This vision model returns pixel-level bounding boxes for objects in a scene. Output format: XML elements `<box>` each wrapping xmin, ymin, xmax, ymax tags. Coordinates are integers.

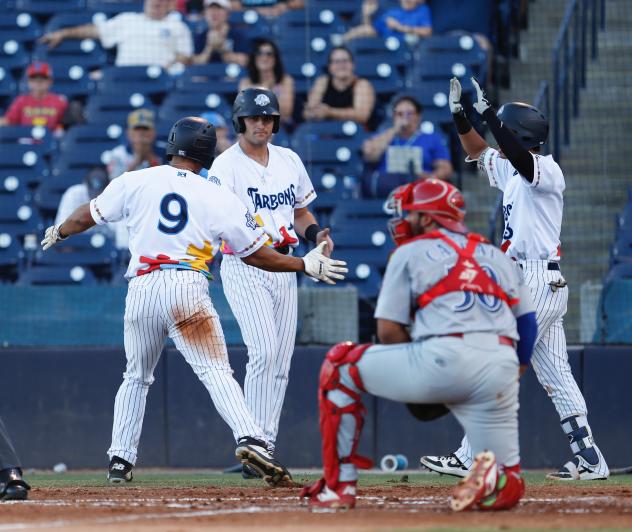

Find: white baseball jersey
<box><xmin>210</xmin><ymin>142</ymin><xmax>316</xmax><ymax>251</ymax></box>
<box><xmin>89</xmin><ymin>165</ymin><xmax>267</xmax><ymax>279</ymax></box>
<box><xmin>479</xmin><ymin>147</ymin><xmax>564</xmax><ymax>261</ymax></box>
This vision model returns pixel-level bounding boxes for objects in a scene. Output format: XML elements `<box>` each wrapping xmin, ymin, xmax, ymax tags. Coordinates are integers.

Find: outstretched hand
<box><xmin>471</xmin><ymin>76</ymin><xmax>492</xmax><ymax>115</ymax></box>
<box><xmin>302</xmin><ymin>242</ymin><xmax>348</xmax><ymax>285</ymax></box>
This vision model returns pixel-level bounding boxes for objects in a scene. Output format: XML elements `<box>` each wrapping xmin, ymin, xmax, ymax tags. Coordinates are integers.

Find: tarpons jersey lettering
<box><xmin>247</xmin><ymin>184</ymin><xmax>296</xmax><ymax>212</ymax></box>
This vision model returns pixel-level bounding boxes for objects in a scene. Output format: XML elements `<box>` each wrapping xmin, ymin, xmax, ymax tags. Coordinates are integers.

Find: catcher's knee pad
<box><xmin>479</xmin><ymin>465</ymin><xmax>525</xmax><ymax>511</ymax></box>
<box><xmin>319</xmin><ymin>342</ymin><xmax>373</xmax><ymax>488</ymax></box>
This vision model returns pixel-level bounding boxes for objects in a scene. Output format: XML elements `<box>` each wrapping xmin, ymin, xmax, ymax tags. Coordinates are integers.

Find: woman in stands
<box><xmin>238</xmin><ymin>38</ymin><xmax>294</xmax><ymax>127</ymax></box>
<box><xmin>303</xmin><ymin>46</ymin><xmax>376</xmax><ymax>128</ymax></box>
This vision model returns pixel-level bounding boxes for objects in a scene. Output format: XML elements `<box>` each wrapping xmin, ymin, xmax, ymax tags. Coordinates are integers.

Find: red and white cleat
<box><xmin>478</xmin><ymin>468</ymin><xmax>525</xmax><ymax>511</ymax></box>
<box><xmin>450</xmin><ymin>451</ymin><xmax>498</xmax><ymax>512</ymax></box>
<box><xmin>301</xmin><ymin>478</ymin><xmax>357</xmax><ymax>510</ymax></box>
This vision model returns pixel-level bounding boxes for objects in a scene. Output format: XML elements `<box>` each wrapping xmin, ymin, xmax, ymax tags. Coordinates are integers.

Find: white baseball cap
<box><xmin>204</xmin><ymin>0</ymin><xmax>230</xmax><ymax>8</ymax></box>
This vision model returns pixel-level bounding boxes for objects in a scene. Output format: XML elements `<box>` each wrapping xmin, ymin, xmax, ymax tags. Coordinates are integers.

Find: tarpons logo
<box><xmin>254</xmin><ymin>94</ymin><xmax>270</xmax><ymax>106</ymax></box>
<box><xmin>247</xmin><ymin>184</ymin><xmax>295</xmax><ymax>212</ymax></box>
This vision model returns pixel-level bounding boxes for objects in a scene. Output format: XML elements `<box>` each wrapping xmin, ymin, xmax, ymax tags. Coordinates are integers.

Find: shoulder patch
<box><xmin>207</xmin><ymin>174</ymin><xmax>221</xmax><ymax>186</ymax></box>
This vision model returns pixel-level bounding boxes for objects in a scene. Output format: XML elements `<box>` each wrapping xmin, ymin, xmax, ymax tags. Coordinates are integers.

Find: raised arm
<box><xmin>39</xmin><ymin>24</ymin><xmax>99</xmax><ymax>48</ymax></box>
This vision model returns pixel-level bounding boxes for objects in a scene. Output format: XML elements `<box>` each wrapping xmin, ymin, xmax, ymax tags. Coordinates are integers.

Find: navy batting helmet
<box><xmin>165</xmin><ymin>116</ymin><xmax>216</xmax><ymax>169</ymax></box>
<box><xmin>232</xmin><ymin>87</ymin><xmax>280</xmax><ymax>134</ymax></box>
<box><xmin>497</xmin><ymin>102</ymin><xmax>549</xmax><ymax>150</ymax></box>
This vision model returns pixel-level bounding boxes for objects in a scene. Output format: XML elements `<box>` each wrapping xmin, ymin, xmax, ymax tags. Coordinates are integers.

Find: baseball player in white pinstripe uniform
<box><xmin>419</xmin><ymin>78</ymin><xmax>609</xmax><ymax>481</ymax></box>
<box><xmin>41</xmin><ymin>116</ymin><xmax>347</xmax><ymax>486</ymax></box>
<box><xmin>210</xmin><ymin>88</ymin><xmax>334</xmax><ymax>479</ymax></box>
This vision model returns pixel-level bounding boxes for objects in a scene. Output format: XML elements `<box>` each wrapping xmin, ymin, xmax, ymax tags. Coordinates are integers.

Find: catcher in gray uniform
<box><xmin>301</xmin><ymin>179</ymin><xmax>538</xmax><ymax>512</ymax></box>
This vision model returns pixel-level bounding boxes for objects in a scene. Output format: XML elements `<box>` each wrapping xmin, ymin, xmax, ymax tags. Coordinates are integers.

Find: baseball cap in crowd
<box><xmin>204</xmin><ymin>0</ymin><xmax>231</xmax><ymax>8</ymax></box>
<box><xmin>84</xmin><ymin>166</ymin><xmax>110</xmax><ymax>199</ymax></box>
<box><xmin>127</xmin><ymin>109</ymin><xmax>155</xmax><ymax>129</ymax></box>
<box><xmin>27</xmin><ymin>61</ymin><xmax>53</xmax><ymax>78</ymax></box>
<box><xmin>201</xmin><ymin>111</ymin><xmax>227</xmax><ymax>129</ymax></box>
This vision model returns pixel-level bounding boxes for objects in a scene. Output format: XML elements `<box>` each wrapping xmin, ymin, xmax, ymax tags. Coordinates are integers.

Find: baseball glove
<box><xmin>406</xmin><ymin>402</ymin><xmax>450</xmax><ymax>421</ymax></box>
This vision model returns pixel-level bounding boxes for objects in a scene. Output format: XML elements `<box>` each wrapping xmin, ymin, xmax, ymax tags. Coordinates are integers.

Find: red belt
<box><xmin>446</xmin><ymin>333</ymin><xmax>515</xmax><ymax>347</ymax></box>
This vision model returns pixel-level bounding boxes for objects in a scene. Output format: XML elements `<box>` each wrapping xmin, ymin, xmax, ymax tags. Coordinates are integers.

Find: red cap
<box><xmin>27</xmin><ymin>61</ymin><xmax>52</xmax><ymax>78</ymax></box>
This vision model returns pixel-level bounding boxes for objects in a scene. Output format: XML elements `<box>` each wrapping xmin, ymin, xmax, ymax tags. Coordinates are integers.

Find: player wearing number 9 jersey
<box><xmin>40</xmin><ymin>117</ymin><xmax>347</xmax><ymax>485</ymax></box>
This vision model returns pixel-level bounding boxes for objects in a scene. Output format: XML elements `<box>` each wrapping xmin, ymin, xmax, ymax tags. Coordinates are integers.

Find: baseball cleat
<box><xmin>478</xmin><ymin>469</ymin><xmax>525</xmax><ymax>511</ymax></box>
<box><xmin>420</xmin><ymin>453</ymin><xmax>469</xmax><ymax>478</ymax></box>
<box><xmin>547</xmin><ymin>454</ymin><xmax>610</xmax><ymax>481</ymax></box>
<box><xmin>241</xmin><ymin>463</ymin><xmax>263</xmax><ymax>480</ymax></box>
<box><xmin>301</xmin><ymin>478</ymin><xmax>357</xmax><ymax>510</ymax></box>
<box><xmin>0</xmin><ymin>468</ymin><xmax>30</xmax><ymax>501</ymax></box>
<box><xmin>107</xmin><ymin>456</ymin><xmax>133</xmax><ymax>484</ymax></box>
<box><xmin>450</xmin><ymin>451</ymin><xmax>498</xmax><ymax>512</ymax></box>
<box><xmin>235</xmin><ymin>437</ymin><xmax>292</xmax><ymax>487</ymax></box>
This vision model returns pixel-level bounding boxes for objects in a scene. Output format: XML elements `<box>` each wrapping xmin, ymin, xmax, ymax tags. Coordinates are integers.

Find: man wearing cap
<box><xmin>192</xmin><ymin>0</ymin><xmax>250</xmax><ymax>66</ymax></box>
<box><xmin>107</xmin><ymin>109</ymin><xmax>162</xmax><ymax>180</ymax></box>
<box><xmin>201</xmin><ymin>111</ymin><xmax>233</xmax><ymax>154</ymax></box>
<box><xmin>0</xmin><ymin>62</ymin><xmax>67</xmax><ymax>131</ymax></box>
<box><xmin>39</xmin><ymin>0</ymin><xmax>193</xmax><ymax>69</ymax></box>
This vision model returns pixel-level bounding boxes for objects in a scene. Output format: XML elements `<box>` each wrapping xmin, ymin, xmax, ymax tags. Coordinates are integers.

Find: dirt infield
<box><xmin>2</xmin><ymin>481</ymin><xmax>632</xmax><ymax>531</ymax></box>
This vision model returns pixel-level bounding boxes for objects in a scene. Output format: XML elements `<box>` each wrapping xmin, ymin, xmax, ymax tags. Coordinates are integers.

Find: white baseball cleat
<box><xmin>547</xmin><ymin>452</ymin><xmax>610</xmax><ymax>481</ymax></box>
<box><xmin>420</xmin><ymin>453</ymin><xmax>469</xmax><ymax>478</ymax></box>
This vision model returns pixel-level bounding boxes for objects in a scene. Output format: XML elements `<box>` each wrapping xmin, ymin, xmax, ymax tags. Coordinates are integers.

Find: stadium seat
<box><xmin>228</xmin><ymin>9</ymin><xmax>271</xmax><ymax>38</ymax></box>
<box><xmin>33</xmin><ymin>173</ymin><xmax>84</xmax><ymax>219</ymax></box>
<box><xmin>596</xmin><ymin>278</ymin><xmax>632</xmax><ymax>343</ymax></box>
<box><xmin>44</xmin><ymin>12</ymin><xmax>104</xmax><ymax>32</ymax></box>
<box><xmin>84</xmin><ymin>92</ymin><xmax>157</xmax><ymax>125</ymax></box>
<box><xmin>17</xmin><ymin>264</ymin><xmax>98</xmax><ymax>285</ymax></box>
<box><xmin>33</xmin><ymin>40</ymin><xmax>108</xmax><ymax>71</ymax></box>
<box><xmin>159</xmin><ymin>92</ymin><xmax>231</xmax><ymax>125</ymax></box>
<box><xmin>293</xmin><ymin>120</ymin><xmax>369</xmax><ymax>145</ymax></box>
<box><xmin>417</xmin><ymin>55</ymin><xmax>474</xmax><ymax>82</ymax></box>
<box><xmin>330</xmin><ymin>198</ymin><xmax>390</xmax><ymax>226</ymax></box>
<box><xmin>275</xmin><ymin>8</ymin><xmax>347</xmax><ymax>38</ymax></box>
<box><xmin>97</xmin><ymin>65</ymin><xmax>173</xmax><ymax>97</ymax></box>
<box><xmin>428</xmin><ymin>0</ymin><xmax>493</xmax><ymax>38</ymax></box>
<box><xmin>346</xmin><ymin>37</ymin><xmax>411</xmax><ymax>73</ymax></box>
<box><xmin>275</xmin><ymin>32</ymin><xmax>331</xmax><ymax>64</ymax></box>
<box><xmin>283</xmin><ymin>55</ymin><xmax>326</xmax><ymax>97</ymax></box>
<box><xmin>0</xmin><ymin>66</ymin><xmax>17</xmax><ymax>104</ymax></box>
<box><xmin>86</xmin><ymin>0</ymin><xmax>142</xmax><ymax>14</ymax></box>
<box><xmin>14</xmin><ymin>0</ymin><xmax>86</xmax><ymax>15</ymax></box>
<box><xmin>0</xmin><ymin>234</ymin><xmax>24</xmax><ymax>282</ymax></box>
<box><xmin>34</xmin><ymin>232</ymin><xmax>117</xmax><ymax>266</ymax></box>
<box><xmin>175</xmin><ymin>63</ymin><xmax>243</xmax><ymax>98</ymax></box>
<box><xmin>293</xmin><ymin>138</ymin><xmax>363</xmax><ymax>177</ymax></box>
<box><xmin>31</xmin><ymin>57</ymin><xmax>96</xmax><ymax>98</ymax></box>
<box><xmin>0</xmin><ymin>146</ymin><xmax>50</xmax><ymax>187</ymax></box>
<box><xmin>312</xmin><ymin>253</ymin><xmax>383</xmax><ymax>299</ymax></box>
<box><xmin>0</xmin><ymin>12</ymin><xmax>43</xmax><ymax>43</ymax></box>
<box><xmin>310</xmin><ymin>0</ymin><xmax>359</xmax><ymax>19</ymax></box>
<box><xmin>0</xmin><ymin>39</ymin><xmax>30</xmax><ymax>73</ymax></box>
<box><xmin>271</xmin><ymin>127</ymin><xmax>291</xmax><ymax>148</ymax></box>
<box><xmin>0</xmin><ymin>125</ymin><xmax>55</xmax><ymax>158</ymax></box>
<box><xmin>353</xmin><ymin>56</ymin><xmax>405</xmax><ymax>97</ymax></box>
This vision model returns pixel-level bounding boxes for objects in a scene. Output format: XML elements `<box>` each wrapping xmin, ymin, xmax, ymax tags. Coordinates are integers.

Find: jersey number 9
<box><xmin>158</xmin><ymin>193</ymin><xmax>188</xmax><ymax>235</ymax></box>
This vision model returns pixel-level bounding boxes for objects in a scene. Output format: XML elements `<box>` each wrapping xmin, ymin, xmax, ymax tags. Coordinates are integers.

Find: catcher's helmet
<box><xmin>386</xmin><ymin>179</ymin><xmax>467</xmax><ymax>245</ymax></box>
<box><xmin>497</xmin><ymin>102</ymin><xmax>549</xmax><ymax>150</ymax></box>
<box><xmin>232</xmin><ymin>87</ymin><xmax>280</xmax><ymax>134</ymax></box>
<box><xmin>165</xmin><ymin>116</ymin><xmax>216</xmax><ymax>169</ymax></box>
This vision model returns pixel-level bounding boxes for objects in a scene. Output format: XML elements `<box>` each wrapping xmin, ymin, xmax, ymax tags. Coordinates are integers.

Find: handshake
<box><xmin>301</xmin><ymin>242</ymin><xmax>348</xmax><ymax>285</ymax></box>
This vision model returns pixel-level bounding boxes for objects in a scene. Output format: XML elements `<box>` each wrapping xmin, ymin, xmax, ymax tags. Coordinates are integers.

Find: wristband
<box><xmin>305</xmin><ymin>224</ymin><xmax>320</xmax><ymax>244</ymax></box>
<box><xmin>452</xmin><ymin>110</ymin><xmax>472</xmax><ymax>135</ymax></box>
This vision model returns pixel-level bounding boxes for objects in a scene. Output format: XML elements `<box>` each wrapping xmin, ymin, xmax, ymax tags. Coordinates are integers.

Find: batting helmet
<box><xmin>232</xmin><ymin>87</ymin><xmax>280</xmax><ymax>134</ymax></box>
<box><xmin>497</xmin><ymin>102</ymin><xmax>549</xmax><ymax>150</ymax></box>
<box><xmin>165</xmin><ymin>116</ymin><xmax>216</xmax><ymax>169</ymax></box>
<box><xmin>386</xmin><ymin>179</ymin><xmax>467</xmax><ymax>245</ymax></box>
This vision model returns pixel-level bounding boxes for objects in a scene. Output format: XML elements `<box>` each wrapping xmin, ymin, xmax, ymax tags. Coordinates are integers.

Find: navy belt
<box><xmin>548</xmin><ymin>262</ymin><xmax>560</xmax><ymax>271</ymax></box>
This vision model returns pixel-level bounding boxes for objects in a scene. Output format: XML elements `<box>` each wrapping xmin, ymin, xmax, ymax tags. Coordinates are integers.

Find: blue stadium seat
<box><xmin>0</xmin><ymin>12</ymin><xmax>43</xmax><ymax>43</ymax></box>
<box><xmin>293</xmin><ymin>120</ymin><xmax>369</xmax><ymax>145</ymax></box>
<box><xmin>32</xmin><ymin>57</ymin><xmax>96</xmax><ymax>98</ymax></box>
<box><xmin>44</xmin><ymin>12</ymin><xmax>103</xmax><ymax>32</ymax></box>
<box><xmin>275</xmin><ymin>33</ymin><xmax>331</xmax><ymax>64</ymax></box>
<box><xmin>428</xmin><ymin>0</ymin><xmax>493</xmax><ymax>38</ymax></box>
<box><xmin>605</xmin><ymin>263</ymin><xmax>632</xmax><ymax>285</ymax></box>
<box><xmin>353</xmin><ymin>56</ymin><xmax>405</xmax><ymax>97</ymax></box>
<box><xmin>0</xmin><ymin>125</ymin><xmax>55</xmax><ymax>158</ymax></box>
<box><xmin>84</xmin><ymin>92</ymin><xmax>156</xmax><ymax>124</ymax></box>
<box><xmin>346</xmin><ymin>37</ymin><xmax>411</xmax><ymax>73</ymax></box>
<box><xmin>310</xmin><ymin>0</ymin><xmax>359</xmax><ymax>19</ymax></box>
<box><xmin>33</xmin><ymin>40</ymin><xmax>108</xmax><ymax>71</ymax></box>
<box><xmin>0</xmin><ymin>170</ymin><xmax>28</xmax><ymax>197</ymax></box>
<box><xmin>282</xmin><ymin>54</ymin><xmax>326</xmax><ymax>97</ymax></box>
<box><xmin>86</xmin><ymin>0</ymin><xmax>142</xmax><ymax>14</ymax></box>
<box><xmin>175</xmin><ymin>63</ymin><xmax>243</xmax><ymax>98</ymax></box>
<box><xmin>0</xmin><ymin>66</ymin><xmax>17</xmax><ymax>104</ymax></box>
<box><xmin>14</xmin><ymin>0</ymin><xmax>86</xmax><ymax>15</ymax></box>
<box><xmin>417</xmin><ymin>55</ymin><xmax>474</xmax><ymax>82</ymax></box>
<box><xmin>17</xmin><ymin>264</ymin><xmax>98</xmax><ymax>285</ymax></box>
<box><xmin>271</xmin><ymin>127</ymin><xmax>291</xmax><ymax>149</ymax></box>
<box><xmin>34</xmin><ymin>232</ymin><xmax>118</xmax><ymax>267</ymax></box>
<box><xmin>275</xmin><ymin>7</ymin><xmax>347</xmax><ymax>38</ymax></box>
<box><xmin>293</xmin><ymin>139</ymin><xmax>363</xmax><ymax>176</ymax></box>
<box><xmin>419</xmin><ymin>49</ymin><xmax>487</xmax><ymax>82</ymax></box>
<box><xmin>0</xmin><ymin>194</ymin><xmax>37</xmax><ymax>223</ymax></box>
<box><xmin>33</xmin><ymin>173</ymin><xmax>84</xmax><ymax>219</ymax></box>
<box><xmin>330</xmin><ymin>198</ymin><xmax>390</xmax><ymax>226</ymax></box>
<box><xmin>418</xmin><ymin>33</ymin><xmax>486</xmax><ymax>55</ymax></box>
<box><xmin>0</xmin><ymin>146</ymin><xmax>50</xmax><ymax>187</ymax></box>
<box><xmin>0</xmin><ymin>39</ymin><xmax>30</xmax><ymax>73</ymax></box>
<box><xmin>97</xmin><ymin>65</ymin><xmax>173</xmax><ymax>97</ymax></box>
<box><xmin>62</xmin><ymin>122</ymin><xmax>125</xmax><ymax>147</ymax></box>
<box><xmin>159</xmin><ymin>92</ymin><xmax>231</xmax><ymax>124</ymax></box>
<box><xmin>596</xmin><ymin>278</ymin><xmax>632</xmax><ymax>343</ymax></box>
<box><xmin>54</xmin><ymin>141</ymin><xmax>118</xmax><ymax>172</ymax></box>
<box><xmin>0</xmin><ymin>234</ymin><xmax>24</xmax><ymax>279</ymax></box>
<box><xmin>228</xmin><ymin>9</ymin><xmax>272</xmax><ymax>38</ymax></box>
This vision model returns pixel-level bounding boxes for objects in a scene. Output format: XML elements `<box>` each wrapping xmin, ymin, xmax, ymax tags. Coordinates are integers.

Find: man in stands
<box><xmin>0</xmin><ymin>62</ymin><xmax>67</xmax><ymax>131</ymax></box>
<box><xmin>39</xmin><ymin>0</ymin><xmax>193</xmax><ymax>69</ymax></box>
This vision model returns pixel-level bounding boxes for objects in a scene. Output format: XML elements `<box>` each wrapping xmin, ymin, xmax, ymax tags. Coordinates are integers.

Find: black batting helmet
<box><xmin>165</xmin><ymin>116</ymin><xmax>216</xmax><ymax>169</ymax></box>
<box><xmin>232</xmin><ymin>87</ymin><xmax>280</xmax><ymax>134</ymax></box>
<box><xmin>497</xmin><ymin>102</ymin><xmax>549</xmax><ymax>150</ymax></box>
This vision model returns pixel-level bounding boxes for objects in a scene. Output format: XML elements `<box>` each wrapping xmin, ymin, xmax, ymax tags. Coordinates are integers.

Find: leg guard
<box><xmin>478</xmin><ymin>464</ymin><xmax>525</xmax><ymax>511</ymax></box>
<box><xmin>318</xmin><ymin>342</ymin><xmax>373</xmax><ymax>488</ymax></box>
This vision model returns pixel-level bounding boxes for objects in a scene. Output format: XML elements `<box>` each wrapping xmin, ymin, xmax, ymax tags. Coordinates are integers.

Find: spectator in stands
<box><xmin>0</xmin><ymin>62</ymin><xmax>67</xmax><ymax>131</ymax></box>
<box><xmin>238</xmin><ymin>38</ymin><xmax>294</xmax><ymax>126</ymax></box>
<box><xmin>107</xmin><ymin>109</ymin><xmax>162</xmax><ymax>179</ymax></box>
<box><xmin>343</xmin><ymin>0</ymin><xmax>432</xmax><ymax>44</ymax></box>
<box><xmin>192</xmin><ymin>0</ymin><xmax>249</xmax><ymax>66</ymax></box>
<box><xmin>200</xmin><ymin>111</ymin><xmax>233</xmax><ymax>154</ymax></box>
<box><xmin>303</xmin><ymin>46</ymin><xmax>376</xmax><ymax>128</ymax></box>
<box><xmin>361</xmin><ymin>94</ymin><xmax>452</xmax><ymax>197</ymax></box>
<box><xmin>39</xmin><ymin>0</ymin><xmax>193</xmax><ymax>69</ymax></box>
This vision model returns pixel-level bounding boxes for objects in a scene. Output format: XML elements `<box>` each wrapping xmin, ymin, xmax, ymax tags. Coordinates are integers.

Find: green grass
<box><xmin>24</xmin><ymin>470</ymin><xmax>632</xmax><ymax>489</ymax></box>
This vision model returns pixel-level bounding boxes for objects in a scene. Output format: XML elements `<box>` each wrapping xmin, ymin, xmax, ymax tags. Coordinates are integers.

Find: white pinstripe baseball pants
<box><xmin>108</xmin><ymin>270</ymin><xmax>265</xmax><ymax>465</ymax></box>
<box><xmin>221</xmin><ymin>254</ymin><xmax>298</xmax><ymax>451</ymax></box>
<box><xmin>455</xmin><ymin>260</ymin><xmax>594</xmax><ymax>467</ymax></box>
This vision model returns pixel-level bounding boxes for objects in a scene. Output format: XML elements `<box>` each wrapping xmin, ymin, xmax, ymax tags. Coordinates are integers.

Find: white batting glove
<box><xmin>302</xmin><ymin>242</ymin><xmax>348</xmax><ymax>285</ymax></box>
<box><xmin>471</xmin><ymin>76</ymin><xmax>492</xmax><ymax>115</ymax></box>
<box><xmin>449</xmin><ymin>77</ymin><xmax>463</xmax><ymax>115</ymax></box>
<box><xmin>41</xmin><ymin>224</ymin><xmax>67</xmax><ymax>250</ymax></box>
